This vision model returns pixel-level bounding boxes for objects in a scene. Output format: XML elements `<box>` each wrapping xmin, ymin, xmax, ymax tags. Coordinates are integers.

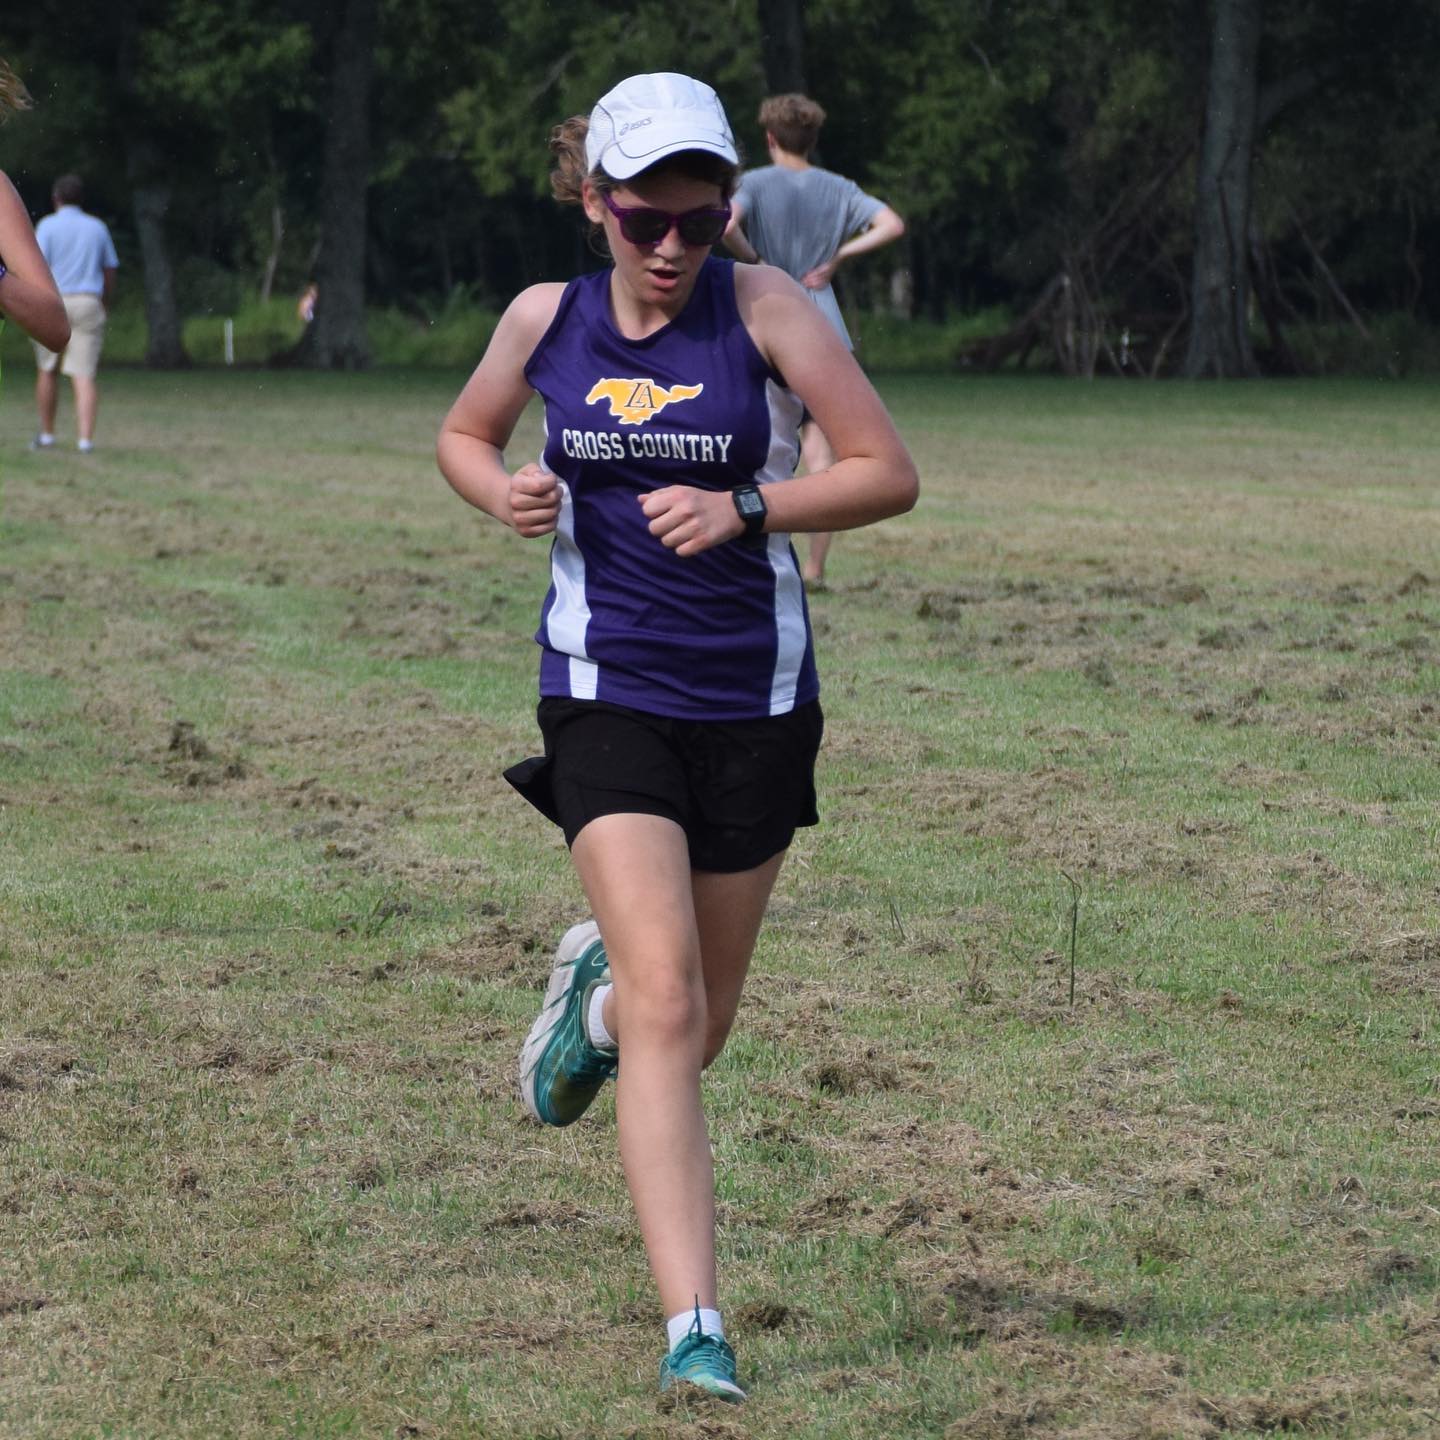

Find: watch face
<box><xmin>737</xmin><ymin>490</ymin><xmax>764</xmax><ymax>517</ymax></box>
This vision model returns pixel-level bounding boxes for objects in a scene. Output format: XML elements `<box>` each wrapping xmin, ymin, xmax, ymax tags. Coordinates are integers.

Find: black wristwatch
<box><xmin>731</xmin><ymin>484</ymin><xmax>767</xmax><ymax>546</ymax></box>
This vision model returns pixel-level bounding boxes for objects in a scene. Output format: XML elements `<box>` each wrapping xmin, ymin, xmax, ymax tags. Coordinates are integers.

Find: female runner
<box><xmin>437</xmin><ymin>72</ymin><xmax>917</xmax><ymax>1402</ymax></box>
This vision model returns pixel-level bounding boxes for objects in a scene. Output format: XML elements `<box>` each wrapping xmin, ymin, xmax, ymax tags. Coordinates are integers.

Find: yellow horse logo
<box><xmin>586</xmin><ymin>377</ymin><xmax>704</xmax><ymax>425</ymax></box>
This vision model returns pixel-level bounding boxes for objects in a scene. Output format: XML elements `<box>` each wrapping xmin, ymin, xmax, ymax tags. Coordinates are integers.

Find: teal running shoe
<box><xmin>659</xmin><ymin>1307</ymin><xmax>746</xmax><ymax>1403</ymax></box>
<box><xmin>518</xmin><ymin>920</ymin><xmax>617</xmax><ymax>1126</ymax></box>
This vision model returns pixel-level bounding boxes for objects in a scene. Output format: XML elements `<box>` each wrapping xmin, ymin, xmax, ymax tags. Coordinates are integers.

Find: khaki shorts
<box><xmin>34</xmin><ymin>293</ymin><xmax>107</xmax><ymax>378</ymax></box>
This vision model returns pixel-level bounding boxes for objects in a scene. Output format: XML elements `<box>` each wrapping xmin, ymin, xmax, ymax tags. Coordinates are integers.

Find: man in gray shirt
<box><xmin>725</xmin><ymin>93</ymin><xmax>905</xmax><ymax>584</ymax></box>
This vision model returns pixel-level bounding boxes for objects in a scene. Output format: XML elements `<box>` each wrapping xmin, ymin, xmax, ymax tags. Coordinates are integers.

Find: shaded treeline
<box><xmin>2</xmin><ymin>0</ymin><xmax>1437</xmax><ymax>375</ymax></box>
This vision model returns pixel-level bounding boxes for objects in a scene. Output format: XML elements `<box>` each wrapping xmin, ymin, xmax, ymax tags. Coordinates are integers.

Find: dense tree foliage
<box><xmin>1</xmin><ymin>0</ymin><xmax>1435</xmax><ymax>373</ymax></box>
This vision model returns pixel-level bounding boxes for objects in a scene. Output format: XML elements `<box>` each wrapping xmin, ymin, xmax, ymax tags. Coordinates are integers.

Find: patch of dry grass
<box><xmin>2</xmin><ymin>372</ymin><xmax>1439</xmax><ymax>1437</ymax></box>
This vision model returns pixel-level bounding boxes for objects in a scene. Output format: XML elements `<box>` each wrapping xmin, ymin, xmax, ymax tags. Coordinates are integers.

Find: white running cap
<box><xmin>585</xmin><ymin>72</ymin><xmax>737</xmax><ymax>181</ymax></box>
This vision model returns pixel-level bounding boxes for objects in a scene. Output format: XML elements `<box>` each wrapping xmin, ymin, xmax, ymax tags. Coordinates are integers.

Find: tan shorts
<box><xmin>34</xmin><ymin>293</ymin><xmax>107</xmax><ymax>378</ymax></box>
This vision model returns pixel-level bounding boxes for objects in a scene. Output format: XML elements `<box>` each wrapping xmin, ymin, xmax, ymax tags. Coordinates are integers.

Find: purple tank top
<box><xmin>523</xmin><ymin>256</ymin><xmax>817</xmax><ymax>719</ymax></box>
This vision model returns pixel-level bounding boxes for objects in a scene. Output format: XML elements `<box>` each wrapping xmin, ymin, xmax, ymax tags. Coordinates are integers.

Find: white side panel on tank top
<box><xmin>545</xmin><ymin>477</ymin><xmax>599</xmax><ymax>699</ymax></box>
<box><xmin>758</xmin><ymin>378</ymin><xmax>807</xmax><ymax>715</ymax></box>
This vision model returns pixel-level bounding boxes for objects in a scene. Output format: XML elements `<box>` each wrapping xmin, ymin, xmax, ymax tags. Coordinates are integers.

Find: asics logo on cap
<box><xmin>586</xmin><ymin>72</ymin><xmax>737</xmax><ymax>178</ymax></box>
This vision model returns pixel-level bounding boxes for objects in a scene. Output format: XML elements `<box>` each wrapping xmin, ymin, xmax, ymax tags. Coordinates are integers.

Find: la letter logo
<box><xmin>586</xmin><ymin>378</ymin><xmax>704</xmax><ymax>426</ymax></box>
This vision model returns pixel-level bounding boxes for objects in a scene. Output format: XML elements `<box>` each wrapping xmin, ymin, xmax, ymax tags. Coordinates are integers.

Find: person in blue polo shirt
<box><xmin>31</xmin><ymin>174</ymin><xmax>118</xmax><ymax>454</ymax></box>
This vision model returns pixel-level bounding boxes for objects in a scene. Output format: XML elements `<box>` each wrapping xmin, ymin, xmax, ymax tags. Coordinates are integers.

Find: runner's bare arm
<box><xmin>736</xmin><ymin>263</ymin><xmax>917</xmax><ymax>534</ymax></box>
<box><xmin>0</xmin><ymin>172</ymin><xmax>69</xmax><ymax>351</ymax></box>
<box><xmin>437</xmin><ymin>283</ymin><xmax>565</xmax><ymax>537</ymax></box>
<box><xmin>641</xmin><ymin>266</ymin><xmax>917</xmax><ymax>557</ymax></box>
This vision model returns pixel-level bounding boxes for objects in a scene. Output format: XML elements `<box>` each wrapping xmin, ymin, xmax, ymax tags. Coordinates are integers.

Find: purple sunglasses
<box><xmin>599</xmin><ymin>189</ymin><xmax>732</xmax><ymax>248</ymax></box>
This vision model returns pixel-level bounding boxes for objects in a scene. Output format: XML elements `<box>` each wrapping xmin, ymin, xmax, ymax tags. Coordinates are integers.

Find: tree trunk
<box><xmin>295</xmin><ymin>0</ymin><xmax>376</xmax><ymax>370</ymax></box>
<box><xmin>116</xmin><ymin>2</ymin><xmax>189</xmax><ymax>368</ymax></box>
<box><xmin>129</xmin><ymin>171</ymin><xmax>190</xmax><ymax>368</ymax></box>
<box><xmin>757</xmin><ymin>0</ymin><xmax>807</xmax><ymax>94</ymax></box>
<box><xmin>1183</xmin><ymin>0</ymin><xmax>1262</xmax><ymax>378</ymax></box>
<box><xmin>260</xmin><ymin>200</ymin><xmax>284</xmax><ymax>305</ymax></box>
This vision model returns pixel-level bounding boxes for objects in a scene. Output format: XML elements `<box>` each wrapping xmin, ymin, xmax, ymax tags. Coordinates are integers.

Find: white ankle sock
<box><xmin>586</xmin><ymin>983</ymin><xmax>616</xmax><ymax>1051</ymax></box>
<box><xmin>77</xmin><ymin>438</ymin><xmax>94</xmax><ymax>452</ymax></box>
<box><xmin>667</xmin><ymin>1307</ymin><xmax>724</xmax><ymax>1351</ymax></box>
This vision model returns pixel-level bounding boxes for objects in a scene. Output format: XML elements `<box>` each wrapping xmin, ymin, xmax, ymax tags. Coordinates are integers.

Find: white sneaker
<box><xmin>29</xmin><ymin>434</ymin><xmax>55</xmax><ymax>451</ymax></box>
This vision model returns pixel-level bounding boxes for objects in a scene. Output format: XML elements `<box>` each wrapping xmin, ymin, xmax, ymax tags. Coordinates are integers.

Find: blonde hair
<box><xmin>758</xmin><ymin>93</ymin><xmax>826</xmax><ymax>156</ymax></box>
<box><xmin>0</xmin><ymin>57</ymin><xmax>33</xmax><ymax>121</ymax></box>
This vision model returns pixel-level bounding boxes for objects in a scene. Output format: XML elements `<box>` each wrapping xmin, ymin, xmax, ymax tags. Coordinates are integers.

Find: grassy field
<box><xmin>2</xmin><ymin>369</ymin><xmax>1438</xmax><ymax>1439</ymax></box>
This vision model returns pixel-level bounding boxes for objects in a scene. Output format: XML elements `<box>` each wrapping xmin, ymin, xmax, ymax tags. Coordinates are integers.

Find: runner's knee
<box><xmin>622</xmin><ymin>968</ymin><xmax>707</xmax><ymax>1051</ymax></box>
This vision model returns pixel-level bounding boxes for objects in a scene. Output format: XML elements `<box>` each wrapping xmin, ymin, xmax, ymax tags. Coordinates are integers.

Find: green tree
<box><xmin>3</xmin><ymin>0</ymin><xmax>316</xmax><ymax>365</ymax></box>
<box><xmin>3</xmin><ymin>0</ymin><xmax>193</xmax><ymax>366</ymax></box>
<box><xmin>137</xmin><ymin>0</ymin><xmax>314</xmax><ymax>307</ymax></box>
<box><xmin>8</xmin><ymin>0</ymin><xmax>1440</xmax><ymax>371</ymax></box>
<box><xmin>1252</xmin><ymin>0</ymin><xmax>1440</xmax><ymax>344</ymax></box>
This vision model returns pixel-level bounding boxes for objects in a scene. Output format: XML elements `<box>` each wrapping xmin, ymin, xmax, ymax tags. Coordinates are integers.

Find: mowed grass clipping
<box><xmin>2</xmin><ymin>370</ymin><xmax>1439</xmax><ymax>1440</ymax></box>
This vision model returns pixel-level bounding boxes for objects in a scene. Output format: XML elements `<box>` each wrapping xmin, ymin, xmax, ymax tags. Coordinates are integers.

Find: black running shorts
<box><xmin>504</xmin><ymin>697</ymin><xmax>823</xmax><ymax>873</ymax></box>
